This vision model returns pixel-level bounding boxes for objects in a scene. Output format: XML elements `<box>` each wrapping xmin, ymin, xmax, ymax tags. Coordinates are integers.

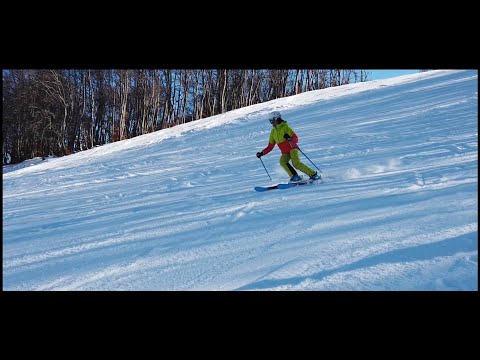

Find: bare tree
<box><xmin>118</xmin><ymin>70</ymin><xmax>129</xmax><ymax>140</ymax></box>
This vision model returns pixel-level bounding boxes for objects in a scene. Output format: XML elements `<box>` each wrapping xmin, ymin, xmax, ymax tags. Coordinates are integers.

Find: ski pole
<box><xmin>297</xmin><ymin>147</ymin><xmax>322</xmax><ymax>174</ymax></box>
<box><xmin>259</xmin><ymin>157</ymin><xmax>272</xmax><ymax>180</ymax></box>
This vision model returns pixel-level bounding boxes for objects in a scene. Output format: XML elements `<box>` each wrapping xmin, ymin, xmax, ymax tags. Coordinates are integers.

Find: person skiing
<box><xmin>256</xmin><ymin>111</ymin><xmax>320</xmax><ymax>182</ymax></box>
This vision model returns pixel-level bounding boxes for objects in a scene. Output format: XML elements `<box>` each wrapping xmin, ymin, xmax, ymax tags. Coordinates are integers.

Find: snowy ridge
<box><xmin>3</xmin><ymin>70</ymin><xmax>477</xmax><ymax>290</ymax></box>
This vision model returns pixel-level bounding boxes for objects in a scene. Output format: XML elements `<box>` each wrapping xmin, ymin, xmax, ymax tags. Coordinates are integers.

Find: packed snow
<box><xmin>3</xmin><ymin>70</ymin><xmax>478</xmax><ymax>290</ymax></box>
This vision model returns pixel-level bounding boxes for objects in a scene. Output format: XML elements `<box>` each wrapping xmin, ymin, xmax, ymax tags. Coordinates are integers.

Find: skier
<box><xmin>256</xmin><ymin>111</ymin><xmax>320</xmax><ymax>182</ymax></box>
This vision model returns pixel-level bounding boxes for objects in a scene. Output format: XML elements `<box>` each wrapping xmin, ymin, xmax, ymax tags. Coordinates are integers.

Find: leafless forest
<box><xmin>2</xmin><ymin>69</ymin><xmax>367</xmax><ymax>164</ymax></box>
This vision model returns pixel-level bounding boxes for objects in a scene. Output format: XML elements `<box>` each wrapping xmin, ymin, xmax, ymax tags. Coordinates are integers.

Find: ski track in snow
<box><xmin>3</xmin><ymin>70</ymin><xmax>478</xmax><ymax>290</ymax></box>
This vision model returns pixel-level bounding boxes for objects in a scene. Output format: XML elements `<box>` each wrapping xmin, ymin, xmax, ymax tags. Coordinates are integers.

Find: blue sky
<box><xmin>368</xmin><ymin>70</ymin><xmax>420</xmax><ymax>80</ymax></box>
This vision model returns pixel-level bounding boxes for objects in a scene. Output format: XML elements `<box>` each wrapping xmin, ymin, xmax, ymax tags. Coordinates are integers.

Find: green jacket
<box><xmin>262</xmin><ymin>121</ymin><xmax>299</xmax><ymax>155</ymax></box>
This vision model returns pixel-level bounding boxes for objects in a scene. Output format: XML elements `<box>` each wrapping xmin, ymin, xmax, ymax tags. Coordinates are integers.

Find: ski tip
<box><xmin>255</xmin><ymin>184</ymin><xmax>280</xmax><ymax>191</ymax></box>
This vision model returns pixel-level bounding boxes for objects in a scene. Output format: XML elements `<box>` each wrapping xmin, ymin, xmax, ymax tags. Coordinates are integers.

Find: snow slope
<box><xmin>3</xmin><ymin>70</ymin><xmax>478</xmax><ymax>290</ymax></box>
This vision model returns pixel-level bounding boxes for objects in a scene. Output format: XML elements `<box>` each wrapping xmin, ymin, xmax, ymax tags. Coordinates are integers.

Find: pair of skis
<box><xmin>254</xmin><ymin>178</ymin><xmax>316</xmax><ymax>192</ymax></box>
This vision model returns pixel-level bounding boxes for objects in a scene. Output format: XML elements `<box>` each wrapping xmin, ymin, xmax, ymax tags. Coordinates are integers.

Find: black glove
<box><xmin>256</xmin><ymin>151</ymin><xmax>264</xmax><ymax>158</ymax></box>
<box><xmin>283</xmin><ymin>133</ymin><xmax>292</xmax><ymax>140</ymax></box>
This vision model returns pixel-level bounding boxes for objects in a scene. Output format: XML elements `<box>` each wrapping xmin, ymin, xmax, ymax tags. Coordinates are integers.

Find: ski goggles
<box><xmin>269</xmin><ymin>116</ymin><xmax>280</xmax><ymax>124</ymax></box>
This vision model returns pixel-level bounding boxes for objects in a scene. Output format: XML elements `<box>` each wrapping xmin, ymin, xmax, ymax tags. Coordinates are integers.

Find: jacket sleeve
<box><xmin>291</xmin><ymin>132</ymin><xmax>298</xmax><ymax>144</ymax></box>
<box><xmin>262</xmin><ymin>131</ymin><xmax>276</xmax><ymax>155</ymax></box>
<box><xmin>262</xmin><ymin>142</ymin><xmax>275</xmax><ymax>155</ymax></box>
<box><xmin>285</xmin><ymin>125</ymin><xmax>299</xmax><ymax>144</ymax></box>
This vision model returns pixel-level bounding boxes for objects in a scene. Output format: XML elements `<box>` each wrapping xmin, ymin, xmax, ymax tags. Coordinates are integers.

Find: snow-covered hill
<box><xmin>3</xmin><ymin>70</ymin><xmax>477</xmax><ymax>290</ymax></box>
